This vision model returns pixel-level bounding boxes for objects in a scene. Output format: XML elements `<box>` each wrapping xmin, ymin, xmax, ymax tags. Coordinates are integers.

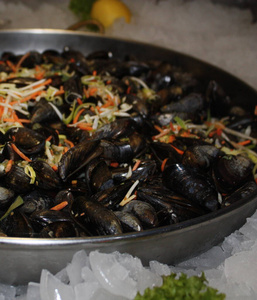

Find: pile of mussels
<box><xmin>0</xmin><ymin>48</ymin><xmax>256</xmax><ymax>238</ymax></box>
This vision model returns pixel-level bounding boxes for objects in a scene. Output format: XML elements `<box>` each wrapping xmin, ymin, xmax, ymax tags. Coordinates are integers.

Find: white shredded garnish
<box><xmin>126</xmin><ymin>165</ymin><xmax>132</xmax><ymax>179</ymax></box>
<box><xmin>19</xmin><ymin>78</ymin><xmax>46</xmax><ymax>91</ymax></box>
<box><xmin>48</xmin><ymin>102</ymin><xmax>63</xmax><ymax>121</ymax></box>
<box><xmin>119</xmin><ymin>180</ymin><xmax>139</xmax><ymax>206</ymax></box>
<box><xmin>24</xmin><ymin>165</ymin><xmax>36</xmax><ymax>184</ymax></box>
<box><xmin>129</xmin><ymin>76</ymin><xmax>149</xmax><ymax>89</ymax></box>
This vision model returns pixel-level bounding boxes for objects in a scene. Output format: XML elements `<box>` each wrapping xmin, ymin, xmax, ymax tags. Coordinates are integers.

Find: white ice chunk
<box><xmin>136</xmin><ymin>268</ymin><xmax>163</xmax><ymax>295</ymax></box>
<box><xmin>0</xmin><ymin>294</ymin><xmax>5</xmax><ymax>300</ymax></box>
<box><xmin>40</xmin><ymin>269</ymin><xmax>75</xmax><ymax>300</ymax></box>
<box><xmin>0</xmin><ymin>283</ymin><xmax>16</xmax><ymax>300</ymax></box>
<box><xmin>149</xmin><ymin>260</ymin><xmax>171</xmax><ymax>277</ymax></box>
<box><xmin>112</xmin><ymin>251</ymin><xmax>144</xmax><ymax>281</ymax></box>
<box><xmin>74</xmin><ymin>281</ymin><xmax>101</xmax><ymax>300</ymax></box>
<box><xmin>224</xmin><ymin>241</ymin><xmax>257</xmax><ymax>293</ymax></box>
<box><xmin>55</xmin><ymin>267</ymin><xmax>69</xmax><ymax>284</ymax></box>
<box><xmin>66</xmin><ymin>250</ymin><xmax>89</xmax><ymax>286</ymax></box>
<box><xmin>26</xmin><ymin>282</ymin><xmax>40</xmax><ymax>300</ymax></box>
<box><xmin>81</xmin><ymin>266</ymin><xmax>97</xmax><ymax>283</ymax></box>
<box><xmin>89</xmin><ymin>251</ymin><xmax>137</xmax><ymax>300</ymax></box>
<box><xmin>93</xmin><ymin>288</ymin><xmax>127</xmax><ymax>300</ymax></box>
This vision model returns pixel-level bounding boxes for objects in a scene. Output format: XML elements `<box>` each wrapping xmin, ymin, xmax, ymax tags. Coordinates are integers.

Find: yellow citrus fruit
<box><xmin>90</xmin><ymin>0</ymin><xmax>131</xmax><ymax>28</ymax></box>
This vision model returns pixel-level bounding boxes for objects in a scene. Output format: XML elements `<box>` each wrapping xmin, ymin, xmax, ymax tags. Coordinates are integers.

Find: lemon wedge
<box><xmin>90</xmin><ymin>0</ymin><xmax>131</xmax><ymax>28</ymax></box>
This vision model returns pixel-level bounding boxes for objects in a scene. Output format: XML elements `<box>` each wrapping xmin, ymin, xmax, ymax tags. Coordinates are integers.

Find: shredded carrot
<box><xmin>71</xmin><ymin>180</ymin><xmax>77</xmax><ymax>185</ymax></box>
<box><xmin>69</xmin><ymin>58</ymin><xmax>75</xmax><ymax>63</ymax></box>
<box><xmin>101</xmin><ymin>99</ymin><xmax>115</xmax><ymax>108</ymax></box>
<box><xmin>255</xmin><ymin>105</ymin><xmax>257</xmax><ymax>116</ymax></box>
<box><xmin>73</xmin><ymin>108</ymin><xmax>85</xmax><ymax>124</ymax></box>
<box><xmin>16</xmin><ymin>52</ymin><xmax>30</xmax><ymax>70</ymax></box>
<box><xmin>255</xmin><ymin>177</ymin><xmax>257</xmax><ymax>185</ymax></box>
<box><xmin>10</xmin><ymin>90</ymin><xmax>43</xmax><ymax>105</ymax></box>
<box><xmin>11</xmin><ymin>143</ymin><xmax>31</xmax><ymax>162</ymax></box>
<box><xmin>52</xmin><ymin>165</ymin><xmax>58</xmax><ymax>171</ymax></box>
<box><xmin>168</xmin><ymin>135</ymin><xmax>176</xmax><ymax>143</ymax></box>
<box><xmin>89</xmin><ymin>87</ymin><xmax>98</xmax><ymax>96</ymax></box>
<box><xmin>110</xmin><ymin>162</ymin><xmax>119</xmax><ymax>168</ymax></box>
<box><xmin>237</xmin><ymin>139</ymin><xmax>251</xmax><ymax>146</ymax></box>
<box><xmin>161</xmin><ymin>158</ymin><xmax>168</xmax><ymax>172</ymax></box>
<box><xmin>169</xmin><ymin>122</ymin><xmax>175</xmax><ymax>131</ymax></box>
<box><xmin>50</xmin><ymin>201</ymin><xmax>68</xmax><ymax>211</ymax></box>
<box><xmin>83</xmin><ymin>86</ymin><xmax>89</xmax><ymax>98</ymax></box>
<box><xmin>33</xmin><ymin>78</ymin><xmax>52</xmax><ymax>89</ymax></box>
<box><xmin>132</xmin><ymin>160</ymin><xmax>141</xmax><ymax>171</ymax></box>
<box><xmin>154</xmin><ymin>125</ymin><xmax>164</xmax><ymax>133</ymax></box>
<box><xmin>35</xmin><ymin>70</ymin><xmax>46</xmax><ymax>80</ymax></box>
<box><xmin>6</xmin><ymin>60</ymin><xmax>16</xmax><ymax>73</ymax></box>
<box><xmin>106</xmin><ymin>80</ymin><xmax>112</xmax><ymax>85</ymax></box>
<box><xmin>77</xmin><ymin>97</ymin><xmax>83</xmax><ymax>105</ymax></box>
<box><xmin>5</xmin><ymin>160</ymin><xmax>13</xmax><ymax>173</ymax></box>
<box><xmin>64</xmin><ymin>139</ymin><xmax>75</xmax><ymax>148</ymax></box>
<box><xmin>92</xmin><ymin>70</ymin><xmax>97</xmax><ymax>76</ymax></box>
<box><xmin>216</xmin><ymin>128</ymin><xmax>223</xmax><ymax>136</ymax></box>
<box><xmin>46</xmin><ymin>135</ymin><xmax>53</xmax><ymax>142</ymax></box>
<box><xmin>171</xmin><ymin>144</ymin><xmax>184</xmax><ymax>155</ymax></box>
<box><xmin>126</xmin><ymin>86</ymin><xmax>131</xmax><ymax>94</ymax></box>
<box><xmin>77</xmin><ymin>123</ymin><xmax>93</xmax><ymax>131</ymax></box>
<box><xmin>54</xmin><ymin>85</ymin><xmax>65</xmax><ymax>96</ymax></box>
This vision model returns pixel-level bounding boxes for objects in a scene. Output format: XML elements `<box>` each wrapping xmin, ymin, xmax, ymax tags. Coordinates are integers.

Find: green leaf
<box><xmin>69</xmin><ymin>0</ymin><xmax>96</xmax><ymax>20</ymax></box>
<box><xmin>174</xmin><ymin>116</ymin><xmax>188</xmax><ymax>130</ymax></box>
<box><xmin>0</xmin><ymin>196</ymin><xmax>24</xmax><ymax>221</ymax></box>
<box><xmin>134</xmin><ymin>272</ymin><xmax>226</xmax><ymax>300</ymax></box>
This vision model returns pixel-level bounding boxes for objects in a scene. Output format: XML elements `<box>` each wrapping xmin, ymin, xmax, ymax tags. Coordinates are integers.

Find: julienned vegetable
<box><xmin>135</xmin><ymin>273</ymin><xmax>226</xmax><ymax>300</ymax></box>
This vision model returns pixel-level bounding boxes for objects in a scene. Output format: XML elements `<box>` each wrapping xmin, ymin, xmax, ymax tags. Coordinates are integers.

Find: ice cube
<box><xmin>26</xmin><ymin>283</ymin><xmax>40</xmax><ymax>300</ymax></box>
<box><xmin>67</xmin><ymin>250</ymin><xmax>89</xmax><ymax>286</ymax></box>
<box><xmin>136</xmin><ymin>268</ymin><xmax>163</xmax><ymax>295</ymax></box>
<box><xmin>0</xmin><ymin>283</ymin><xmax>16</xmax><ymax>300</ymax></box>
<box><xmin>40</xmin><ymin>269</ymin><xmax>75</xmax><ymax>300</ymax></box>
<box><xmin>81</xmin><ymin>266</ymin><xmax>97</xmax><ymax>283</ymax></box>
<box><xmin>89</xmin><ymin>251</ymin><xmax>137</xmax><ymax>299</ymax></box>
<box><xmin>74</xmin><ymin>281</ymin><xmax>101</xmax><ymax>300</ymax></box>
<box><xmin>224</xmin><ymin>241</ymin><xmax>257</xmax><ymax>293</ymax></box>
<box><xmin>149</xmin><ymin>260</ymin><xmax>171</xmax><ymax>276</ymax></box>
<box><xmin>113</xmin><ymin>251</ymin><xmax>144</xmax><ymax>281</ymax></box>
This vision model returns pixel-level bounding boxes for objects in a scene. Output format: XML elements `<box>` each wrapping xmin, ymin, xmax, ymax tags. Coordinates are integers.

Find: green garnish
<box><xmin>135</xmin><ymin>273</ymin><xmax>225</xmax><ymax>300</ymax></box>
<box><xmin>174</xmin><ymin>116</ymin><xmax>188</xmax><ymax>130</ymax></box>
<box><xmin>0</xmin><ymin>196</ymin><xmax>24</xmax><ymax>221</ymax></box>
<box><xmin>69</xmin><ymin>0</ymin><xmax>96</xmax><ymax>20</ymax></box>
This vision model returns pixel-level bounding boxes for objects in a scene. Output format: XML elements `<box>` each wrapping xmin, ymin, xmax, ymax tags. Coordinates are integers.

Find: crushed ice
<box><xmin>4</xmin><ymin>210</ymin><xmax>256</xmax><ymax>300</ymax></box>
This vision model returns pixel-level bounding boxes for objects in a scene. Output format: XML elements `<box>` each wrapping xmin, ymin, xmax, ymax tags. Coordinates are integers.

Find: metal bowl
<box><xmin>0</xmin><ymin>29</ymin><xmax>256</xmax><ymax>285</ymax></box>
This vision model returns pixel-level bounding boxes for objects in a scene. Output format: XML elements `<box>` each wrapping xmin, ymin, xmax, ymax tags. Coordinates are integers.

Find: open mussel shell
<box><xmin>0</xmin><ymin>30</ymin><xmax>256</xmax><ymax>286</ymax></box>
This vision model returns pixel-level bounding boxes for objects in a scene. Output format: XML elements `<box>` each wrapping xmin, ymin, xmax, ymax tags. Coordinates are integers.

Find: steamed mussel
<box><xmin>0</xmin><ymin>48</ymin><xmax>256</xmax><ymax>238</ymax></box>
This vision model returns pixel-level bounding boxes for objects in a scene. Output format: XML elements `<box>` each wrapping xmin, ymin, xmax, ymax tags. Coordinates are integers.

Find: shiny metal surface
<box><xmin>0</xmin><ymin>29</ymin><xmax>256</xmax><ymax>285</ymax></box>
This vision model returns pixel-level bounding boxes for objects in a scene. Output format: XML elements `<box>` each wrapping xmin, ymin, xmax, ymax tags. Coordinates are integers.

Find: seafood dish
<box><xmin>0</xmin><ymin>44</ymin><xmax>257</xmax><ymax>239</ymax></box>
<box><xmin>0</xmin><ymin>30</ymin><xmax>257</xmax><ymax>285</ymax></box>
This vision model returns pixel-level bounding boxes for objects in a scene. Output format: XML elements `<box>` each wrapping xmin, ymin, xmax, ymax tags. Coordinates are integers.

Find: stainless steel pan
<box><xmin>0</xmin><ymin>29</ymin><xmax>256</xmax><ymax>285</ymax></box>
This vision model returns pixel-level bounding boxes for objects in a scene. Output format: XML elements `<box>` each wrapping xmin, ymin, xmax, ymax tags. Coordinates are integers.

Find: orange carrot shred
<box><xmin>168</xmin><ymin>135</ymin><xmax>176</xmax><ymax>143</ymax></box>
<box><xmin>110</xmin><ymin>162</ymin><xmax>119</xmax><ymax>168</ymax></box>
<box><xmin>154</xmin><ymin>125</ymin><xmax>164</xmax><ymax>133</ymax></box>
<box><xmin>46</xmin><ymin>135</ymin><xmax>53</xmax><ymax>142</ymax></box>
<box><xmin>161</xmin><ymin>158</ymin><xmax>168</xmax><ymax>172</ymax></box>
<box><xmin>77</xmin><ymin>97</ymin><xmax>83</xmax><ymax>105</ymax></box>
<box><xmin>52</xmin><ymin>165</ymin><xmax>58</xmax><ymax>171</ymax></box>
<box><xmin>237</xmin><ymin>139</ymin><xmax>251</xmax><ymax>146</ymax></box>
<box><xmin>73</xmin><ymin>108</ymin><xmax>85</xmax><ymax>124</ymax></box>
<box><xmin>171</xmin><ymin>145</ymin><xmax>184</xmax><ymax>155</ymax></box>
<box><xmin>64</xmin><ymin>139</ymin><xmax>75</xmax><ymax>148</ymax></box>
<box><xmin>11</xmin><ymin>143</ymin><xmax>32</xmax><ymax>162</ymax></box>
<box><xmin>5</xmin><ymin>160</ymin><xmax>13</xmax><ymax>173</ymax></box>
<box><xmin>92</xmin><ymin>70</ymin><xmax>97</xmax><ymax>76</ymax></box>
<box><xmin>132</xmin><ymin>160</ymin><xmax>141</xmax><ymax>171</ymax></box>
<box><xmin>50</xmin><ymin>201</ymin><xmax>68</xmax><ymax>211</ymax></box>
<box><xmin>16</xmin><ymin>52</ymin><xmax>30</xmax><ymax>70</ymax></box>
<box><xmin>6</xmin><ymin>60</ymin><xmax>16</xmax><ymax>73</ymax></box>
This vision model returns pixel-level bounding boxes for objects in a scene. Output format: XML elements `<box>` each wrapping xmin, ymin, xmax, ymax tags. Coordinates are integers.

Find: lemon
<box><xmin>90</xmin><ymin>0</ymin><xmax>131</xmax><ymax>28</ymax></box>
